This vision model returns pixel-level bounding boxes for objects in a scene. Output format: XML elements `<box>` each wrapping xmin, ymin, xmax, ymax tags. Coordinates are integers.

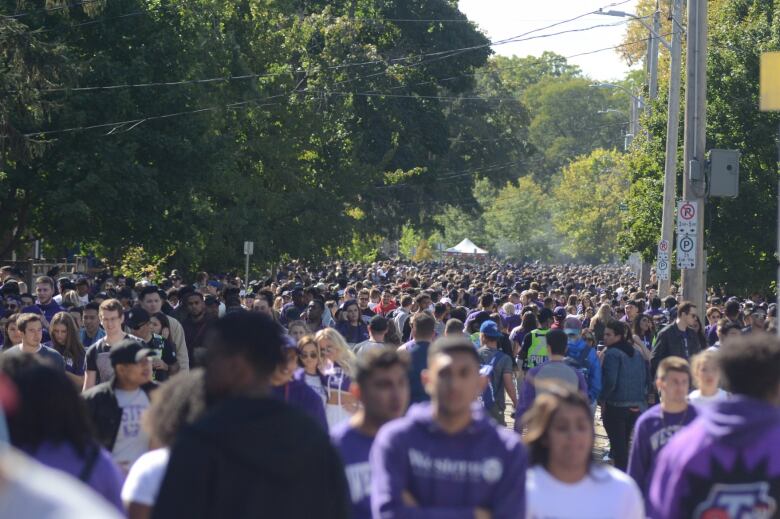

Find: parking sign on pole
<box><xmin>676</xmin><ymin>201</ymin><xmax>697</xmax><ymax>270</ymax></box>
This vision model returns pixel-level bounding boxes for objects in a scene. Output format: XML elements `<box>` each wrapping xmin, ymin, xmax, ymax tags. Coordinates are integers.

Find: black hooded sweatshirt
<box><xmin>152</xmin><ymin>396</ymin><xmax>350</xmax><ymax>519</ymax></box>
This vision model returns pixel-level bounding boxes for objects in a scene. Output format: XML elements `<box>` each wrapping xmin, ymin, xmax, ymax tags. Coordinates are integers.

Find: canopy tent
<box><xmin>445</xmin><ymin>238</ymin><xmax>488</xmax><ymax>255</ymax></box>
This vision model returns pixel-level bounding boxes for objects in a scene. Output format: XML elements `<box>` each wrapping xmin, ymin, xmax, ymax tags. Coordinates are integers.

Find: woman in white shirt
<box><xmin>121</xmin><ymin>370</ymin><xmax>207</xmax><ymax>519</ymax></box>
<box><xmin>689</xmin><ymin>350</ymin><xmax>729</xmax><ymax>406</ymax></box>
<box><xmin>523</xmin><ymin>387</ymin><xmax>645</xmax><ymax>519</ymax></box>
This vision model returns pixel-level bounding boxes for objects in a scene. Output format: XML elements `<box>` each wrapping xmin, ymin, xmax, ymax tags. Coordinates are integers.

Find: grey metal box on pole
<box><xmin>707</xmin><ymin>149</ymin><xmax>740</xmax><ymax>198</ymax></box>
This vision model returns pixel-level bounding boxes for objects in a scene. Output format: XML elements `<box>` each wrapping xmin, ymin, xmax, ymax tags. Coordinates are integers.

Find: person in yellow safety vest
<box><xmin>519</xmin><ymin>308</ymin><xmax>553</xmax><ymax>371</ymax></box>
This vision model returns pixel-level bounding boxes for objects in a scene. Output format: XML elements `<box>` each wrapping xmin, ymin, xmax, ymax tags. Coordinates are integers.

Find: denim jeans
<box><xmin>602</xmin><ymin>404</ymin><xmax>641</xmax><ymax>471</ymax></box>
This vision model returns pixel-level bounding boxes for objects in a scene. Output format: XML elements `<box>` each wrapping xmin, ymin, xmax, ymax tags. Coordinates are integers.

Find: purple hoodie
<box><xmin>331</xmin><ymin>422</ymin><xmax>374</xmax><ymax>519</ymax></box>
<box><xmin>23</xmin><ymin>441</ymin><xmax>124</xmax><ymax>512</ymax></box>
<box><xmin>649</xmin><ymin>396</ymin><xmax>780</xmax><ymax>519</ymax></box>
<box><xmin>627</xmin><ymin>404</ymin><xmax>698</xmax><ymax>500</ymax></box>
<box><xmin>271</xmin><ymin>377</ymin><xmax>328</xmax><ymax>431</ymax></box>
<box><xmin>370</xmin><ymin>402</ymin><xmax>526</xmax><ymax>519</ymax></box>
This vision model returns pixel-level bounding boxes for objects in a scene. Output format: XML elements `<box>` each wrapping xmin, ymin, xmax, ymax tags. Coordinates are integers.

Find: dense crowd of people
<box><xmin>0</xmin><ymin>259</ymin><xmax>778</xmax><ymax>518</ymax></box>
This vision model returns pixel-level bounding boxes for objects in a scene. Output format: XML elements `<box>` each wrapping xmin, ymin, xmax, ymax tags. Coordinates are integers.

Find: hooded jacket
<box><xmin>152</xmin><ymin>396</ymin><xmax>349</xmax><ymax>519</ymax></box>
<box><xmin>600</xmin><ymin>340</ymin><xmax>648</xmax><ymax>407</ymax></box>
<box><xmin>566</xmin><ymin>337</ymin><xmax>603</xmax><ymax>403</ymax></box>
<box><xmin>370</xmin><ymin>402</ymin><xmax>526</xmax><ymax>519</ymax></box>
<box><xmin>649</xmin><ymin>396</ymin><xmax>780</xmax><ymax>519</ymax></box>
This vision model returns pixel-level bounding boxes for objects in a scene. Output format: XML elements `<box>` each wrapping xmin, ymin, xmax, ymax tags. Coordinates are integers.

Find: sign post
<box><xmin>243</xmin><ymin>241</ymin><xmax>254</xmax><ymax>289</ymax></box>
<box><xmin>657</xmin><ymin>239</ymin><xmax>670</xmax><ymax>281</ymax></box>
<box><xmin>676</xmin><ymin>200</ymin><xmax>698</xmax><ymax>270</ymax></box>
<box><xmin>760</xmin><ymin>52</ymin><xmax>780</xmax><ymax>336</ymax></box>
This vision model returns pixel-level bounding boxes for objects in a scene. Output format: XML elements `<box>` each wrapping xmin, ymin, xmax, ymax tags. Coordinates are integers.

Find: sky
<box><xmin>458</xmin><ymin>0</ymin><xmax>641</xmax><ymax>81</ymax></box>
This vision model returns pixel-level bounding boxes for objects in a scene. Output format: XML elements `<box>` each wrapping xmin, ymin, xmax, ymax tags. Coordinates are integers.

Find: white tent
<box><xmin>445</xmin><ymin>238</ymin><xmax>488</xmax><ymax>255</ymax></box>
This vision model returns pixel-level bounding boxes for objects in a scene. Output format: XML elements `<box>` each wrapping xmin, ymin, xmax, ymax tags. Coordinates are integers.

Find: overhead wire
<box><xmin>21</xmin><ymin>0</ymin><xmax>649</xmax><ymax>137</ymax></box>
<box><xmin>30</xmin><ymin>1</ymin><xmax>641</xmax><ymax>94</ymax></box>
<box><xmin>21</xmin><ymin>32</ymin><xmax>653</xmax><ymax>138</ymax></box>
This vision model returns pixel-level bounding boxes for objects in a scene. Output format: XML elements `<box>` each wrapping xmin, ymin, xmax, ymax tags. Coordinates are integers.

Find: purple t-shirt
<box><xmin>650</xmin><ymin>396</ymin><xmax>780</xmax><ymax>519</ymax></box>
<box><xmin>23</xmin><ymin>441</ymin><xmax>124</xmax><ymax>511</ymax></box>
<box><xmin>627</xmin><ymin>404</ymin><xmax>698</xmax><ymax>499</ymax></box>
<box><xmin>331</xmin><ymin>422</ymin><xmax>373</xmax><ymax>519</ymax></box>
<box><xmin>370</xmin><ymin>402</ymin><xmax>527</xmax><ymax>519</ymax></box>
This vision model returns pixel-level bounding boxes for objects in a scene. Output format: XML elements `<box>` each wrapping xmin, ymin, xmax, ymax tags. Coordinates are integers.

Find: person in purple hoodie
<box><xmin>650</xmin><ymin>334</ymin><xmax>780</xmax><ymax>519</ymax></box>
<box><xmin>331</xmin><ymin>349</ymin><xmax>410</xmax><ymax>519</ymax></box>
<box><xmin>1</xmin><ymin>353</ymin><xmax>123</xmax><ymax>511</ymax></box>
<box><xmin>370</xmin><ymin>336</ymin><xmax>527</xmax><ymax>519</ymax></box>
<box><xmin>271</xmin><ymin>337</ymin><xmax>328</xmax><ymax>431</ymax></box>
<box><xmin>627</xmin><ymin>356</ymin><xmax>697</xmax><ymax>501</ymax></box>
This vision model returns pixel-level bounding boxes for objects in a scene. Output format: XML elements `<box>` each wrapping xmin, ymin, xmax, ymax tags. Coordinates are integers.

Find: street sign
<box><xmin>657</xmin><ymin>239</ymin><xmax>670</xmax><ymax>280</ymax></box>
<box><xmin>244</xmin><ymin>241</ymin><xmax>254</xmax><ymax>255</ymax></box>
<box><xmin>760</xmin><ymin>52</ymin><xmax>780</xmax><ymax>111</ymax></box>
<box><xmin>676</xmin><ymin>201</ymin><xmax>697</xmax><ymax>270</ymax></box>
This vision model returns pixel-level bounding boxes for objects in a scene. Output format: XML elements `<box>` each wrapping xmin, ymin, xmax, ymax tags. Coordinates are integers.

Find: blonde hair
<box><xmin>62</xmin><ymin>290</ymin><xmax>81</xmax><ymax>307</ymax></box>
<box><xmin>590</xmin><ymin>304</ymin><xmax>613</xmax><ymax>329</ymax></box>
<box><xmin>502</xmin><ymin>303</ymin><xmax>515</xmax><ymax>316</ymax></box>
<box><xmin>691</xmin><ymin>349</ymin><xmax>720</xmax><ymax>387</ymax></box>
<box><xmin>315</xmin><ymin>328</ymin><xmax>356</xmax><ymax>378</ymax></box>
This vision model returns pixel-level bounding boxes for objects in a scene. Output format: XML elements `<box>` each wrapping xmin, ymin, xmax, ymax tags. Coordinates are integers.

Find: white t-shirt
<box><xmin>112</xmin><ymin>389</ymin><xmax>151</xmax><ymax>473</ymax></box>
<box><xmin>689</xmin><ymin>388</ymin><xmax>729</xmax><ymax>406</ymax></box>
<box><xmin>526</xmin><ymin>465</ymin><xmax>645</xmax><ymax>519</ymax></box>
<box><xmin>121</xmin><ymin>448</ymin><xmax>170</xmax><ymax>506</ymax></box>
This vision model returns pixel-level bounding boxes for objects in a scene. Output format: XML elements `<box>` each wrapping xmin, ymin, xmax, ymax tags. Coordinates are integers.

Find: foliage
<box><xmin>483</xmin><ymin>177</ymin><xmax>553</xmax><ymax>261</ymax></box>
<box><xmin>117</xmin><ymin>246</ymin><xmax>175</xmax><ymax>281</ymax></box>
<box><xmin>554</xmin><ymin>149</ymin><xmax>629</xmax><ymax>263</ymax></box>
<box><xmin>621</xmin><ymin>0</ymin><xmax>780</xmax><ymax>294</ymax></box>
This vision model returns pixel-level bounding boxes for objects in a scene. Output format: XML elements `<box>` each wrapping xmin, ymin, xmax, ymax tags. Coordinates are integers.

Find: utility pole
<box><xmin>658</xmin><ymin>0</ymin><xmax>684</xmax><ymax>297</ymax></box>
<box><xmin>647</xmin><ymin>4</ymin><xmax>661</xmax><ymax>101</ymax></box>
<box><xmin>680</xmin><ymin>0</ymin><xmax>708</xmax><ymax>312</ymax></box>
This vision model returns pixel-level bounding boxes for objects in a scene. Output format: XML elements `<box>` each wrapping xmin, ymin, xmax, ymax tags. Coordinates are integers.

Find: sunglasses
<box><xmin>299</xmin><ymin>352</ymin><xmax>318</xmax><ymax>360</ymax></box>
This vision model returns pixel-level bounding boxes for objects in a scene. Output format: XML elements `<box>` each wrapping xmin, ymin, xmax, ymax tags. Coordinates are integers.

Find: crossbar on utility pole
<box><xmin>658</xmin><ymin>0</ymin><xmax>684</xmax><ymax>297</ymax></box>
<box><xmin>680</xmin><ymin>0</ymin><xmax>708</xmax><ymax>312</ymax></box>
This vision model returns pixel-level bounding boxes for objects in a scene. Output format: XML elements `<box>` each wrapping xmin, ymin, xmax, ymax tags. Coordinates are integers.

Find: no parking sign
<box><xmin>676</xmin><ymin>201</ymin><xmax>697</xmax><ymax>270</ymax></box>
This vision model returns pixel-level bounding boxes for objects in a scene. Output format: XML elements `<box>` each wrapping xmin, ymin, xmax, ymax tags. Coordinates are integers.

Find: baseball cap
<box><xmin>369</xmin><ymin>315</ymin><xmax>389</xmax><ymax>332</ymax></box>
<box><xmin>563</xmin><ymin>317</ymin><xmax>582</xmax><ymax>335</ymax></box>
<box><xmin>553</xmin><ymin>306</ymin><xmax>567</xmax><ymax>319</ymax></box>
<box><xmin>125</xmin><ymin>307</ymin><xmax>151</xmax><ymax>330</ymax></box>
<box><xmin>479</xmin><ymin>320</ymin><xmax>503</xmax><ymax>338</ymax></box>
<box><xmin>110</xmin><ymin>338</ymin><xmax>154</xmax><ymax>366</ymax></box>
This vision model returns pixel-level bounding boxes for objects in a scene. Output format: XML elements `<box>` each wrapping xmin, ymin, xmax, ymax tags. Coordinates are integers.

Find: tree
<box><xmin>553</xmin><ymin>149</ymin><xmax>629</xmax><ymax>263</ymax></box>
<box><xmin>621</xmin><ymin>0</ymin><xmax>780</xmax><ymax>294</ymax></box>
<box><xmin>483</xmin><ymin>177</ymin><xmax>553</xmax><ymax>261</ymax></box>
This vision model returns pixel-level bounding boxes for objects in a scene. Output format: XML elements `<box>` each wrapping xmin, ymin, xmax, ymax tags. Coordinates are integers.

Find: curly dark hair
<box><xmin>143</xmin><ymin>369</ymin><xmax>207</xmax><ymax>447</ymax></box>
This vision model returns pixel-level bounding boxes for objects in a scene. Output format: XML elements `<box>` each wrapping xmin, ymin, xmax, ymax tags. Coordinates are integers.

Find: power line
<box><xmin>21</xmin><ymin>33</ymin><xmax>654</xmax><ymax>137</ymax></box>
<box><xmin>34</xmin><ymin>3</ymin><xmax>638</xmax><ymax>94</ymax></box>
<box><xmin>2</xmin><ymin>0</ymin><xmax>106</xmax><ymax>19</ymax></box>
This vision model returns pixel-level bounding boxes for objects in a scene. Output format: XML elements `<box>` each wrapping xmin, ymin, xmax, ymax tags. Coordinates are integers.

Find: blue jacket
<box><xmin>600</xmin><ymin>341</ymin><xmax>648</xmax><ymax>407</ymax></box>
<box><xmin>402</xmin><ymin>340</ymin><xmax>431</xmax><ymax>405</ymax></box>
<box><xmin>566</xmin><ymin>338</ymin><xmax>602</xmax><ymax>403</ymax></box>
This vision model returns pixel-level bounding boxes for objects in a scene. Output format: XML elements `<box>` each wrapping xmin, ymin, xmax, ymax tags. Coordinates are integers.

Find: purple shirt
<box><xmin>271</xmin><ymin>378</ymin><xmax>328</xmax><ymax>431</ymax></box>
<box><xmin>627</xmin><ymin>404</ymin><xmax>698</xmax><ymax>499</ymax></box>
<box><xmin>370</xmin><ymin>402</ymin><xmax>526</xmax><ymax>519</ymax></box>
<box><xmin>23</xmin><ymin>441</ymin><xmax>124</xmax><ymax>511</ymax></box>
<box><xmin>331</xmin><ymin>422</ymin><xmax>374</xmax><ymax>519</ymax></box>
<box><xmin>649</xmin><ymin>396</ymin><xmax>780</xmax><ymax>519</ymax></box>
